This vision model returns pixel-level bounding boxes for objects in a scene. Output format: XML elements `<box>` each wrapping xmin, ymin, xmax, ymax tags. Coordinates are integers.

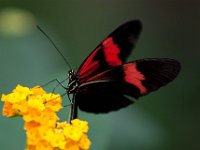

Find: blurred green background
<box><xmin>0</xmin><ymin>0</ymin><xmax>199</xmax><ymax>150</ymax></box>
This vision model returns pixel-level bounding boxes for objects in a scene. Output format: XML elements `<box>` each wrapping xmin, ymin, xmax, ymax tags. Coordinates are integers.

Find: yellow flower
<box><xmin>1</xmin><ymin>85</ymin><xmax>91</xmax><ymax>150</ymax></box>
<box><xmin>63</xmin><ymin>119</ymin><xmax>89</xmax><ymax>142</ymax></box>
<box><xmin>38</xmin><ymin>108</ymin><xmax>59</xmax><ymax>127</ymax></box>
<box><xmin>64</xmin><ymin>125</ymin><xmax>83</xmax><ymax>142</ymax></box>
<box><xmin>2</xmin><ymin>101</ymin><xmax>16</xmax><ymax>117</ymax></box>
<box><xmin>65</xmin><ymin>140</ymin><xmax>80</xmax><ymax>150</ymax></box>
<box><xmin>1</xmin><ymin>90</ymin><xmax>26</xmax><ymax>103</ymax></box>
<box><xmin>79</xmin><ymin>134</ymin><xmax>91</xmax><ymax>150</ymax></box>
<box><xmin>44</xmin><ymin>94</ymin><xmax>62</xmax><ymax>112</ymax></box>
<box><xmin>1</xmin><ymin>85</ymin><xmax>32</xmax><ymax>117</ymax></box>
<box><xmin>22</xmin><ymin>107</ymin><xmax>42</xmax><ymax>122</ymax></box>
<box><xmin>41</xmin><ymin>128</ymin><xmax>66</xmax><ymax>149</ymax></box>
<box><xmin>56</xmin><ymin>121</ymin><xmax>69</xmax><ymax>129</ymax></box>
<box><xmin>26</xmin><ymin>140</ymin><xmax>52</xmax><ymax>150</ymax></box>
<box><xmin>13</xmin><ymin>84</ymin><xmax>32</xmax><ymax>95</ymax></box>
<box><xmin>1</xmin><ymin>92</ymin><xmax>28</xmax><ymax>117</ymax></box>
<box><xmin>27</xmin><ymin>97</ymin><xmax>45</xmax><ymax>111</ymax></box>
<box><xmin>24</xmin><ymin>121</ymin><xmax>40</xmax><ymax>130</ymax></box>
<box><xmin>26</xmin><ymin>126</ymin><xmax>41</xmax><ymax>145</ymax></box>
<box><xmin>31</xmin><ymin>86</ymin><xmax>46</xmax><ymax>95</ymax></box>
<box><xmin>71</xmin><ymin>119</ymin><xmax>89</xmax><ymax>133</ymax></box>
<box><xmin>12</xmin><ymin>100</ymin><xmax>28</xmax><ymax>114</ymax></box>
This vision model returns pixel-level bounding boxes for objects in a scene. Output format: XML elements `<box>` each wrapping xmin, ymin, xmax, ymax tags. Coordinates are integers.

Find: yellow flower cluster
<box><xmin>1</xmin><ymin>85</ymin><xmax>91</xmax><ymax>150</ymax></box>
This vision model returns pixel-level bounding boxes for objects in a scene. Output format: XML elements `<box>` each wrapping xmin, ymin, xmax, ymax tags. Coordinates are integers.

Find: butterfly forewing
<box><xmin>77</xmin><ymin>20</ymin><xmax>142</xmax><ymax>83</ymax></box>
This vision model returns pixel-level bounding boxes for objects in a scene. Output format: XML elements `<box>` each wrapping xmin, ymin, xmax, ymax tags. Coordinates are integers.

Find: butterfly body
<box><xmin>67</xmin><ymin>69</ymin><xmax>79</xmax><ymax>94</ymax></box>
<box><xmin>67</xmin><ymin>20</ymin><xmax>181</xmax><ymax>119</ymax></box>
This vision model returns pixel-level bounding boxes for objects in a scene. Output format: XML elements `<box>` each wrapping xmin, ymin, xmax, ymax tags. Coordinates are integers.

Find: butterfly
<box><xmin>66</xmin><ymin>20</ymin><xmax>181</xmax><ymax>120</ymax></box>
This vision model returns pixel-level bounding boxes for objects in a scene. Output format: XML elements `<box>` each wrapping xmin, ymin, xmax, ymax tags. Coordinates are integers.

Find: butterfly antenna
<box><xmin>36</xmin><ymin>25</ymin><xmax>72</xmax><ymax>69</ymax></box>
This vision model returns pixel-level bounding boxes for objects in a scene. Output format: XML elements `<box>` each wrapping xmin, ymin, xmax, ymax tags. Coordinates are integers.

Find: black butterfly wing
<box><xmin>77</xmin><ymin>20</ymin><xmax>142</xmax><ymax>83</ymax></box>
<box><xmin>76</xmin><ymin>58</ymin><xmax>181</xmax><ymax>113</ymax></box>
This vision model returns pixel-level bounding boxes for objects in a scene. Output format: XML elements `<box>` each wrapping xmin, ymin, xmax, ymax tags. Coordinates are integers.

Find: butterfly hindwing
<box><xmin>122</xmin><ymin>58</ymin><xmax>181</xmax><ymax>98</ymax></box>
<box><xmin>76</xmin><ymin>58</ymin><xmax>181</xmax><ymax>113</ymax></box>
<box><xmin>77</xmin><ymin>20</ymin><xmax>142</xmax><ymax>83</ymax></box>
<box><xmin>133</xmin><ymin>58</ymin><xmax>181</xmax><ymax>94</ymax></box>
<box><xmin>76</xmin><ymin>81</ymin><xmax>133</xmax><ymax>113</ymax></box>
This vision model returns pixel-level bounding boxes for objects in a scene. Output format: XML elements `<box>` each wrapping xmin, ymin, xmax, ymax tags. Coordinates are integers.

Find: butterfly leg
<box><xmin>61</xmin><ymin>93</ymin><xmax>73</xmax><ymax>107</ymax></box>
<box><xmin>41</xmin><ymin>78</ymin><xmax>68</xmax><ymax>93</ymax></box>
<box><xmin>51</xmin><ymin>78</ymin><xmax>68</xmax><ymax>93</ymax></box>
<box><xmin>41</xmin><ymin>78</ymin><xmax>59</xmax><ymax>87</ymax></box>
<box><xmin>67</xmin><ymin>93</ymin><xmax>73</xmax><ymax>104</ymax></box>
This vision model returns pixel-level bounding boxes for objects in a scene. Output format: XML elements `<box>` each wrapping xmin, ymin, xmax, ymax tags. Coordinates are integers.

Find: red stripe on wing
<box><xmin>124</xmin><ymin>63</ymin><xmax>147</xmax><ymax>94</ymax></box>
<box><xmin>77</xmin><ymin>47</ymin><xmax>100</xmax><ymax>79</ymax></box>
<box><xmin>103</xmin><ymin>37</ymin><xmax>122</xmax><ymax>66</ymax></box>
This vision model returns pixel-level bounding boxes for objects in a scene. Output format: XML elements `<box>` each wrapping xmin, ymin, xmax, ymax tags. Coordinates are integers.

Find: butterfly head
<box><xmin>68</xmin><ymin>69</ymin><xmax>75</xmax><ymax>78</ymax></box>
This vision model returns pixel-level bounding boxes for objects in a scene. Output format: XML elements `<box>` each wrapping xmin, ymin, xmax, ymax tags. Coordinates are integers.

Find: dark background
<box><xmin>0</xmin><ymin>0</ymin><xmax>199</xmax><ymax>150</ymax></box>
